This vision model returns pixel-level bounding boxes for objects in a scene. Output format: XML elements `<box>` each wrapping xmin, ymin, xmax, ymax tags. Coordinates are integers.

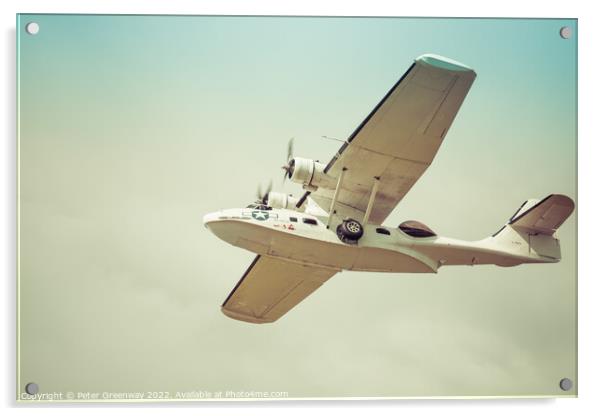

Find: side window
<box><xmin>302</xmin><ymin>218</ymin><xmax>318</xmax><ymax>225</ymax></box>
<box><xmin>376</xmin><ymin>227</ymin><xmax>391</xmax><ymax>235</ymax></box>
<box><xmin>290</xmin><ymin>217</ymin><xmax>298</xmax><ymax>222</ymax></box>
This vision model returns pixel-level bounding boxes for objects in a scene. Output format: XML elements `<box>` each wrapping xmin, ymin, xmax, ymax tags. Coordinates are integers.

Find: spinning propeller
<box><xmin>281</xmin><ymin>137</ymin><xmax>295</xmax><ymax>182</ymax></box>
<box><xmin>256</xmin><ymin>181</ymin><xmax>273</xmax><ymax>205</ymax></box>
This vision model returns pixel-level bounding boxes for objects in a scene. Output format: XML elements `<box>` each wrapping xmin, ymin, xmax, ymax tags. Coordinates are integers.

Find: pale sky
<box><xmin>18</xmin><ymin>15</ymin><xmax>576</xmax><ymax>399</ymax></box>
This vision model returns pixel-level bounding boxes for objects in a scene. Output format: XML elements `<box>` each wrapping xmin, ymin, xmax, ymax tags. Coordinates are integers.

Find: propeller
<box><xmin>256</xmin><ymin>180</ymin><xmax>273</xmax><ymax>205</ymax></box>
<box><xmin>281</xmin><ymin>137</ymin><xmax>295</xmax><ymax>182</ymax></box>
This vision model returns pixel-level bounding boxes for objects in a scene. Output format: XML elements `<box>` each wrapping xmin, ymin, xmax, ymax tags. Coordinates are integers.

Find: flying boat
<box><xmin>203</xmin><ymin>54</ymin><xmax>575</xmax><ymax>324</ymax></box>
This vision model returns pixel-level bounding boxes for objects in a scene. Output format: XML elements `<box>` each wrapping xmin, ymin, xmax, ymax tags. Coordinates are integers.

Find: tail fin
<box><xmin>508</xmin><ymin>194</ymin><xmax>575</xmax><ymax>235</ymax></box>
<box><xmin>492</xmin><ymin>194</ymin><xmax>575</xmax><ymax>262</ymax></box>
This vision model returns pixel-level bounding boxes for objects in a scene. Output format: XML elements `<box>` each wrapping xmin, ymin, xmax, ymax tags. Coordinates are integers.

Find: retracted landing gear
<box><xmin>336</xmin><ymin>218</ymin><xmax>364</xmax><ymax>244</ymax></box>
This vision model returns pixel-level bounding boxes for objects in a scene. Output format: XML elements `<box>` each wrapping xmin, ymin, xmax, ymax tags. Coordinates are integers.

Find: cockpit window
<box><xmin>398</xmin><ymin>220</ymin><xmax>437</xmax><ymax>238</ymax></box>
<box><xmin>245</xmin><ymin>204</ymin><xmax>272</xmax><ymax>210</ymax></box>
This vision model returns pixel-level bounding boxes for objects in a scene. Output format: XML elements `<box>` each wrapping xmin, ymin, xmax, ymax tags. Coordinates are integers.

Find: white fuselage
<box><xmin>203</xmin><ymin>208</ymin><xmax>555</xmax><ymax>274</ymax></box>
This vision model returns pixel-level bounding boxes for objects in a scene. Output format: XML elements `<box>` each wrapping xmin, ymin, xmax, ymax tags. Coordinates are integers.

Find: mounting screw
<box><xmin>559</xmin><ymin>26</ymin><xmax>572</xmax><ymax>39</ymax></box>
<box><xmin>559</xmin><ymin>378</ymin><xmax>573</xmax><ymax>391</ymax></box>
<box><xmin>25</xmin><ymin>382</ymin><xmax>39</xmax><ymax>395</ymax></box>
<box><xmin>25</xmin><ymin>22</ymin><xmax>40</xmax><ymax>35</ymax></box>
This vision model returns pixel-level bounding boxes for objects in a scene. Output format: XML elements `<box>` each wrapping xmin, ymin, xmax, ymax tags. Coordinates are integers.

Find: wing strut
<box><xmin>326</xmin><ymin>167</ymin><xmax>347</xmax><ymax>229</ymax></box>
<box><xmin>362</xmin><ymin>177</ymin><xmax>380</xmax><ymax>226</ymax></box>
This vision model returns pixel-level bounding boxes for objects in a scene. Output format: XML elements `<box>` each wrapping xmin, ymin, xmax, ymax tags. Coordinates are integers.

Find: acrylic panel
<box><xmin>17</xmin><ymin>14</ymin><xmax>577</xmax><ymax>401</ymax></box>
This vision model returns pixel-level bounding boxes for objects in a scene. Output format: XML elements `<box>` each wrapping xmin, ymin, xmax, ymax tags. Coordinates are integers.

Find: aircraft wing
<box><xmin>306</xmin><ymin>54</ymin><xmax>477</xmax><ymax>225</ymax></box>
<box><xmin>221</xmin><ymin>255</ymin><xmax>338</xmax><ymax>323</ymax></box>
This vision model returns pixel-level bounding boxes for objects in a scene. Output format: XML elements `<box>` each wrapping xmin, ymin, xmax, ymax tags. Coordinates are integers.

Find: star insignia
<box><xmin>251</xmin><ymin>211</ymin><xmax>269</xmax><ymax>221</ymax></box>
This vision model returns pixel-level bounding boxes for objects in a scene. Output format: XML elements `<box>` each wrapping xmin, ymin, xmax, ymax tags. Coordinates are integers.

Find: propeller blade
<box><xmin>256</xmin><ymin>184</ymin><xmax>262</xmax><ymax>202</ymax></box>
<box><xmin>263</xmin><ymin>180</ymin><xmax>273</xmax><ymax>204</ymax></box>
<box><xmin>286</xmin><ymin>137</ymin><xmax>294</xmax><ymax>162</ymax></box>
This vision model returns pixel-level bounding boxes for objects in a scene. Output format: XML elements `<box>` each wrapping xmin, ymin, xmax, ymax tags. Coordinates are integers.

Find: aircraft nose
<box><xmin>202</xmin><ymin>212</ymin><xmax>220</xmax><ymax>228</ymax></box>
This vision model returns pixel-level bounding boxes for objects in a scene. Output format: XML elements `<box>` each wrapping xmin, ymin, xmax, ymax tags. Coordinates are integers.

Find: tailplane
<box><xmin>491</xmin><ymin>194</ymin><xmax>575</xmax><ymax>262</ymax></box>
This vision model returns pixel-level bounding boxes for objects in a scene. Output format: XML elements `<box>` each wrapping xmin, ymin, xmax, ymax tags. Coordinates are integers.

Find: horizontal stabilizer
<box><xmin>509</xmin><ymin>194</ymin><xmax>574</xmax><ymax>235</ymax></box>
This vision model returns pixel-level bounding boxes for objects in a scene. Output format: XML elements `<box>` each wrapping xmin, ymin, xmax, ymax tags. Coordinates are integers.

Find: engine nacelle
<box><xmin>288</xmin><ymin>157</ymin><xmax>337</xmax><ymax>191</ymax></box>
<box><xmin>267</xmin><ymin>192</ymin><xmax>305</xmax><ymax>210</ymax></box>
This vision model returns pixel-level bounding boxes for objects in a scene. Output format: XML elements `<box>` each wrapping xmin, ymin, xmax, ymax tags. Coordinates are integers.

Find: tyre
<box><xmin>338</xmin><ymin>218</ymin><xmax>364</xmax><ymax>240</ymax></box>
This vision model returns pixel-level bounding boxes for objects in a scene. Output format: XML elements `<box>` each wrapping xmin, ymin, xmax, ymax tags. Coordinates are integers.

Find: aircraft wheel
<box><xmin>338</xmin><ymin>218</ymin><xmax>364</xmax><ymax>241</ymax></box>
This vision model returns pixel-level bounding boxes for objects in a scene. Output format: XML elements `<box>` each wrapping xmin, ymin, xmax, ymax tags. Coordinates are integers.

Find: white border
<box><xmin>3</xmin><ymin>1</ymin><xmax>601</xmax><ymax>415</ymax></box>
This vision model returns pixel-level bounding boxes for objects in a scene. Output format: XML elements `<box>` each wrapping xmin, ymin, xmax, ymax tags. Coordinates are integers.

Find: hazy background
<box><xmin>17</xmin><ymin>15</ymin><xmax>576</xmax><ymax>398</ymax></box>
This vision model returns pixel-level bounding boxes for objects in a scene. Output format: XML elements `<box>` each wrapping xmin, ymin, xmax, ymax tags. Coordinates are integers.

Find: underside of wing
<box><xmin>310</xmin><ymin>54</ymin><xmax>477</xmax><ymax>224</ymax></box>
<box><xmin>221</xmin><ymin>255</ymin><xmax>338</xmax><ymax>324</ymax></box>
